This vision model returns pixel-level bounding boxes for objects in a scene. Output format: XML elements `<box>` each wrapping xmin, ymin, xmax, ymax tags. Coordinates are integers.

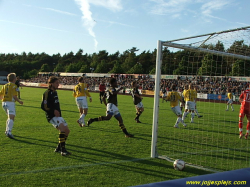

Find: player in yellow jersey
<box><xmin>166</xmin><ymin>84</ymin><xmax>186</xmax><ymax>128</ymax></box>
<box><xmin>182</xmin><ymin>84</ymin><xmax>196</xmax><ymax>123</ymax></box>
<box><xmin>194</xmin><ymin>86</ymin><xmax>203</xmax><ymax>118</ymax></box>
<box><xmin>73</xmin><ymin>76</ymin><xmax>92</xmax><ymax>127</ymax></box>
<box><xmin>180</xmin><ymin>85</ymin><xmax>188</xmax><ymax>111</ymax></box>
<box><xmin>226</xmin><ymin>88</ymin><xmax>234</xmax><ymax>111</ymax></box>
<box><xmin>0</xmin><ymin>73</ymin><xmax>23</xmax><ymax>139</ymax></box>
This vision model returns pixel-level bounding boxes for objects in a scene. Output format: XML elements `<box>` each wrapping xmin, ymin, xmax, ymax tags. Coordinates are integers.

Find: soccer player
<box><xmin>0</xmin><ymin>73</ymin><xmax>23</xmax><ymax>139</ymax></box>
<box><xmin>180</xmin><ymin>85</ymin><xmax>188</xmax><ymax>111</ymax></box>
<box><xmin>15</xmin><ymin>76</ymin><xmax>23</xmax><ymax>99</ymax></box>
<box><xmin>182</xmin><ymin>84</ymin><xmax>196</xmax><ymax>123</ymax></box>
<box><xmin>87</xmin><ymin>78</ymin><xmax>134</xmax><ymax>138</ymax></box>
<box><xmin>238</xmin><ymin>86</ymin><xmax>250</xmax><ymax>139</ymax></box>
<box><xmin>73</xmin><ymin>76</ymin><xmax>92</xmax><ymax>127</ymax></box>
<box><xmin>226</xmin><ymin>89</ymin><xmax>234</xmax><ymax>111</ymax></box>
<box><xmin>99</xmin><ymin>81</ymin><xmax>106</xmax><ymax>104</ymax></box>
<box><xmin>194</xmin><ymin>86</ymin><xmax>203</xmax><ymax>118</ymax></box>
<box><xmin>41</xmin><ymin>76</ymin><xmax>71</xmax><ymax>156</ymax></box>
<box><xmin>161</xmin><ymin>86</ymin><xmax>167</xmax><ymax>103</ymax></box>
<box><xmin>166</xmin><ymin>84</ymin><xmax>186</xmax><ymax>128</ymax></box>
<box><xmin>131</xmin><ymin>81</ymin><xmax>144</xmax><ymax>123</ymax></box>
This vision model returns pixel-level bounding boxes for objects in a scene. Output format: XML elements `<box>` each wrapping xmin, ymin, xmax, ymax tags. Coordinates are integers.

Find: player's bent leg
<box><xmin>56</xmin><ymin>124</ymin><xmax>71</xmax><ymax>156</ymax></box>
<box><xmin>87</xmin><ymin>114</ymin><xmax>112</xmax><ymax>126</ymax></box>
<box><xmin>115</xmin><ymin>115</ymin><xmax>134</xmax><ymax>138</ymax></box>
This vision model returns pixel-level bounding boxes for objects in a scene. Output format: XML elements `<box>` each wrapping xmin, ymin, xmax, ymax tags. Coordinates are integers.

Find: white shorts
<box><xmin>185</xmin><ymin>101</ymin><xmax>195</xmax><ymax>111</ymax></box>
<box><xmin>2</xmin><ymin>102</ymin><xmax>16</xmax><ymax>116</ymax></box>
<box><xmin>171</xmin><ymin>105</ymin><xmax>182</xmax><ymax>116</ymax></box>
<box><xmin>227</xmin><ymin>99</ymin><xmax>233</xmax><ymax>104</ymax></box>
<box><xmin>162</xmin><ymin>93</ymin><xmax>166</xmax><ymax>97</ymax></box>
<box><xmin>76</xmin><ymin>96</ymin><xmax>88</xmax><ymax>109</ymax></box>
<box><xmin>49</xmin><ymin>117</ymin><xmax>68</xmax><ymax>128</ymax></box>
<box><xmin>17</xmin><ymin>88</ymin><xmax>20</xmax><ymax>92</ymax></box>
<box><xmin>106</xmin><ymin>103</ymin><xmax>120</xmax><ymax>117</ymax></box>
<box><xmin>135</xmin><ymin>102</ymin><xmax>144</xmax><ymax>109</ymax></box>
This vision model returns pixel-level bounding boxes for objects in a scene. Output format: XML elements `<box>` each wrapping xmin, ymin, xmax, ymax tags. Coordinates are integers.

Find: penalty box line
<box><xmin>0</xmin><ymin>157</ymin><xmax>151</xmax><ymax>177</ymax></box>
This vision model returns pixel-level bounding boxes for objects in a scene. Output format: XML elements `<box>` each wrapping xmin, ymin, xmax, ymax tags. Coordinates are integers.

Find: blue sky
<box><xmin>0</xmin><ymin>0</ymin><xmax>249</xmax><ymax>55</ymax></box>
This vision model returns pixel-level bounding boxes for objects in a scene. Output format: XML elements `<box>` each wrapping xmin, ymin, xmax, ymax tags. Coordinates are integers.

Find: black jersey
<box><xmin>15</xmin><ymin>80</ymin><xmax>20</xmax><ymax>87</ymax></box>
<box><xmin>105</xmin><ymin>87</ymin><xmax>118</xmax><ymax>106</ymax></box>
<box><xmin>132</xmin><ymin>87</ymin><xmax>142</xmax><ymax>105</ymax></box>
<box><xmin>41</xmin><ymin>89</ymin><xmax>61</xmax><ymax>122</ymax></box>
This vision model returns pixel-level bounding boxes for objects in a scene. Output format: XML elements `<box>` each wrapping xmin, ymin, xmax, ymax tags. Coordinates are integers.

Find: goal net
<box><xmin>152</xmin><ymin>26</ymin><xmax>250</xmax><ymax>172</ymax></box>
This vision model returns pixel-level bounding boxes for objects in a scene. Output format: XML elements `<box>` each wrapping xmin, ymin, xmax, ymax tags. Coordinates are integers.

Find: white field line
<box><xmin>0</xmin><ymin>157</ymin><xmax>151</xmax><ymax>177</ymax></box>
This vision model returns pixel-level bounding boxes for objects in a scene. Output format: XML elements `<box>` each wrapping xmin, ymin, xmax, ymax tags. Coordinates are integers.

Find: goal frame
<box><xmin>151</xmin><ymin>26</ymin><xmax>250</xmax><ymax>169</ymax></box>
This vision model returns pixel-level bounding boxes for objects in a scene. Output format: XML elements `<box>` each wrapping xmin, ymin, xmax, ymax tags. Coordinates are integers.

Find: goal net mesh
<box><xmin>154</xmin><ymin>26</ymin><xmax>250</xmax><ymax>172</ymax></box>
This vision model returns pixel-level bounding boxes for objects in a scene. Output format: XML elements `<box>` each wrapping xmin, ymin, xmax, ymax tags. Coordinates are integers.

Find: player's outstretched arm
<box><xmin>13</xmin><ymin>95</ymin><xmax>23</xmax><ymax>105</ymax></box>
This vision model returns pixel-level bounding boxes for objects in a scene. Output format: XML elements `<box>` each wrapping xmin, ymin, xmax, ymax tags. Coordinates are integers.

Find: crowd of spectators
<box><xmin>23</xmin><ymin>74</ymin><xmax>249</xmax><ymax>96</ymax></box>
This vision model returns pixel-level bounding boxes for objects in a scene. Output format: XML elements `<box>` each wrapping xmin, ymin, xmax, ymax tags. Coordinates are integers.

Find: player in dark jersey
<box><xmin>99</xmin><ymin>81</ymin><xmax>106</xmax><ymax>104</ymax></box>
<box><xmin>131</xmin><ymin>81</ymin><xmax>144</xmax><ymax>123</ymax></box>
<box><xmin>15</xmin><ymin>76</ymin><xmax>23</xmax><ymax>99</ymax></box>
<box><xmin>87</xmin><ymin>78</ymin><xmax>134</xmax><ymax>138</ymax></box>
<box><xmin>161</xmin><ymin>87</ymin><xmax>167</xmax><ymax>103</ymax></box>
<box><xmin>41</xmin><ymin>76</ymin><xmax>71</xmax><ymax>156</ymax></box>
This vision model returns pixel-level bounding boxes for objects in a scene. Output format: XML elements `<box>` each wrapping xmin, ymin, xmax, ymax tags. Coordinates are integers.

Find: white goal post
<box><xmin>151</xmin><ymin>26</ymin><xmax>250</xmax><ymax>171</ymax></box>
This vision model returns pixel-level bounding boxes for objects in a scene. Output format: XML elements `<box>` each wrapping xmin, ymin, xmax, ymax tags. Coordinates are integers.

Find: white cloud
<box><xmin>201</xmin><ymin>0</ymin><xmax>230</xmax><ymax>16</ymax></box>
<box><xmin>149</xmin><ymin>0</ymin><xmax>190</xmax><ymax>15</ymax></box>
<box><xmin>44</xmin><ymin>8</ymin><xmax>77</xmax><ymax>16</ymax></box>
<box><xmin>74</xmin><ymin>0</ymin><xmax>122</xmax><ymax>51</ymax></box>
<box><xmin>89</xmin><ymin>0</ymin><xmax>122</xmax><ymax>12</ymax></box>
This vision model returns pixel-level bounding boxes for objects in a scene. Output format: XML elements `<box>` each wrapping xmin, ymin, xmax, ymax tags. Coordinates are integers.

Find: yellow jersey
<box><xmin>227</xmin><ymin>93</ymin><xmax>232</xmax><ymax>99</ymax></box>
<box><xmin>73</xmin><ymin>83</ymin><xmax>91</xmax><ymax>98</ymax></box>
<box><xmin>166</xmin><ymin>91</ymin><xmax>182</xmax><ymax>107</ymax></box>
<box><xmin>0</xmin><ymin>82</ymin><xmax>18</xmax><ymax>102</ymax></box>
<box><xmin>183</xmin><ymin>89</ymin><xmax>196</xmax><ymax>102</ymax></box>
<box><xmin>182</xmin><ymin>89</ymin><xmax>188</xmax><ymax>101</ymax></box>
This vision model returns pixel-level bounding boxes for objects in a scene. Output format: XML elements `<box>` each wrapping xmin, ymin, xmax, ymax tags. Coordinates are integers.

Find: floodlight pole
<box><xmin>151</xmin><ymin>40</ymin><xmax>162</xmax><ymax>158</ymax></box>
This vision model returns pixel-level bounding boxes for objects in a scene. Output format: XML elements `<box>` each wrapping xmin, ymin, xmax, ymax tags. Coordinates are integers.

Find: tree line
<box><xmin>0</xmin><ymin>40</ymin><xmax>249</xmax><ymax>79</ymax></box>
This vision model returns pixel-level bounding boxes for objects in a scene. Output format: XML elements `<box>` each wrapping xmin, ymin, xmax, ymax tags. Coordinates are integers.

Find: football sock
<box><xmin>195</xmin><ymin>109</ymin><xmax>199</xmax><ymax>116</ymax></box>
<box><xmin>182</xmin><ymin>112</ymin><xmax>189</xmax><ymax>120</ymax></box>
<box><xmin>239</xmin><ymin>120</ymin><xmax>243</xmax><ymax>134</ymax></box>
<box><xmin>79</xmin><ymin>113</ymin><xmax>85</xmax><ymax>124</ymax></box>
<box><xmin>226</xmin><ymin>105</ymin><xmax>229</xmax><ymax>110</ymax></box>
<box><xmin>93</xmin><ymin>116</ymin><xmax>106</xmax><ymax>121</ymax></box>
<box><xmin>246</xmin><ymin>122</ymin><xmax>250</xmax><ymax>132</ymax></box>
<box><xmin>136</xmin><ymin>111</ymin><xmax>142</xmax><ymax>120</ymax></box>
<box><xmin>6</xmin><ymin>119</ymin><xmax>14</xmax><ymax>133</ymax></box>
<box><xmin>59</xmin><ymin>132</ymin><xmax>66</xmax><ymax>151</ymax></box>
<box><xmin>231</xmin><ymin>105</ymin><xmax>234</xmax><ymax>110</ymax></box>
<box><xmin>175</xmin><ymin>117</ymin><xmax>182</xmax><ymax>126</ymax></box>
<box><xmin>119</xmin><ymin>123</ymin><xmax>129</xmax><ymax>135</ymax></box>
<box><xmin>191</xmin><ymin>113</ymin><xmax>195</xmax><ymax>121</ymax></box>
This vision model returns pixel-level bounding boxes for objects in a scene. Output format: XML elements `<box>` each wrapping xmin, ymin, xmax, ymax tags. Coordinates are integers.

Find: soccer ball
<box><xmin>173</xmin><ymin>159</ymin><xmax>185</xmax><ymax>171</ymax></box>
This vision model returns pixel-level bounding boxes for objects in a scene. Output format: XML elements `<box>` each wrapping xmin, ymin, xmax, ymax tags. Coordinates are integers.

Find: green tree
<box><xmin>127</xmin><ymin>63</ymin><xmax>143</xmax><ymax>74</ymax></box>
<box><xmin>39</xmin><ymin>64</ymin><xmax>50</xmax><ymax>72</ymax></box>
<box><xmin>54</xmin><ymin>63</ymin><xmax>65</xmax><ymax>72</ymax></box>
<box><xmin>109</xmin><ymin>61</ymin><xmax>124</xmax><ymax>73</ymax></box>
<box><xmin>78</xmin><ymin>65</ymin><xmax>90</xmax><ymax>73</ymax></box>
<box><xmin>197</xmin><ymin>54</ymin><xmax>217</xmax><ymax>76</ymax></box>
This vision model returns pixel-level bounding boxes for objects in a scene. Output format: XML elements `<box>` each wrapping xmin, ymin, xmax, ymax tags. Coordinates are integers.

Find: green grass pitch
<box><xmin>0</xmin><ymin>87</ymin><xmax>249</xmax><ymax>186</ymax></box>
